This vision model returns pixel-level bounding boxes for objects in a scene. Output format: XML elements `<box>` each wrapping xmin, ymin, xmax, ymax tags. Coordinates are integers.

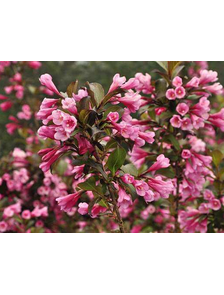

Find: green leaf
<box><xmin>156</xmin><ymin>166</ymin><xmax>175</xmax><ymax>178</ymax></box>
<box><xmin>121</xmin><ymin>163</ymin><xmax>138</xmax><ymax>177</ymax></box>
<box><xmin>67</xmin><ymin>80</ymin><xmax>78</xmax><ymax>97</ymax></box>
<box><xmin>212</xmin><ymin>150</ymin><xmax>223</xmax><ymax>167</ymax></box>
<box><xmin>107</xmin><ymin>147</ymin><xmax>127</xmax><ymax>176</ymax></box>
<box><xmin>99</xmin><ymin>88</ymin><xmax>125</xmax><ymax>108</ymax></box>
<box><xmin>87</xmin><ymin>82</ymin><xmax>105</xmax><ymax>107</ymax></box>
<box><xmin>155</xmin><ymin>79</ymin><xmax>167</xmax><ymax>98</ymax></box>
<box><xmin>156</xmin><ymin>61</ymin><xmax>168</xmax><ymax>71</ymax></box>
<box><xmin>103</xmin><ymin>105</ymin><xmax>124</xmax><ymax>118</ymax></box>
<box><xmin>172</xmin><ymin>65</ymin><xmax>185</xmax><ymax>78</ymax></box>
<box><xmin>78</xmin><ymin>176</ymin><xmax>102</xmax><ymax>195</ymax></box>
<box><xmin>105</xmin><ymin>139</ymin><xmax>118</xmax><ymax>151</ymax></box>
<box><xmin>164</xmin><ymin>134</ymin><xmax>181</xmax><ymax>151</ymax></box>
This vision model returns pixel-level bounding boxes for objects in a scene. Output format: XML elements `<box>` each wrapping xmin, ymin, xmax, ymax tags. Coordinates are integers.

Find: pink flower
<box><xmin>199</xmin><ymin>70</ymin><xmax>218</xmax><ymax>85</ymax></box>
<box><xmin>172</xmin><ymin>76</ymin><xmax>182</xmax><ymax>87</ymax></box>
<box><xmin>0</xmin><ymin>221</ymin><xmax>7</xmax><ymax>233</ymax></box>
<box><xmin>198</xmin><ymin>203</ymin><xmax>210</xmax><ymax>214</ymax></box>
<box><xmin>118</xmin><ymin>91</ymin><xmax>142</xmax><ymax>113</ymax></box>
<box><xmin>148</xmin><ymin>177</ymin><xmax>174</xmax><ymax>199</ymax></box>
<box><xmin>129</xmin><ymin>145</ymin><xmax>149</xmax><ymax>168</ymax></box>
<box><xmin>130</xmin><ymin>225</ymin><xmax>142</xmax><ymax>233</ymax></box>
<box><xmin>166</xmin><ymin>89</ymin><xmax>176</xmax><ymax>100</ymax></box>
<box><xmin>203</xmin><ymin>189</ymin><xmax>215</xmax><ymax>201</ymax></box>
<box><xmin>143</xmin><ymin>190</ymin><xmax>155</xmax><ymax>203</ymax></box>
<box><xmin>22</xmin><ymin>210</ymin><xmax>31</xmax><ymax>220</ymax></box>
<box><xmin>121</xmin><ymin>174</ymin><xmax>134</xmax><ymax>184</ymax></box>
<box><xmin>54</xmin><ymin>126</ymin><xmax>70</xmax><ymax>141</ymax></box>
<box><xmin>118</xmin><ymin>187</ymin><xmax>132</xmax><ymax>209</ymax></box>
<box><xmin>39</xmin><ymin>146</ymin><xmax>69</xmax><ymax>172</ymax></box>
<box><xmin>191</xmin><ymin>97</ymin><xmax>210</xmax><ymax>120</ymax></box>
<box><xmin>134</xmin><ymin>180</ymin><xmax>149</xmax><ymax>197</ymax></box>
<box><xmin>62</xmin><ymin>114</ymin><xmax>77</xmax><ymax>133</ymax></box>
<box><xmin>0</xmin><ymin>101</ymin><xmax>13</xmax><ymax>111</ymax></box>
<box><xmin>72</xmin><ymin>89</ymin><xmax>88</xmax><ymax>102</ymax></box>
<box><xmin>181</xmin><ymin>149</ymin><xmax>191</xmax><ymax>159</ymax></box>
<box><xmin>107</xmin><ymin>112</ymin><xmax>119</xmax><ymax>123</ymax></box>
<box><xmin>56</xmin><ymin>191</ymin><xmax>82</xmax><ymax>213</ymax></box>
<box><xmin>208</xmin><ymin>108</ymin><xmax>224</xmax><ymax>131</ymax></box>
<box><xmin>181</xmin><ymin>118</ymin><xmax>193</xmax><ymax>130</ymax></box>
<box><xmin>135</xmin><ymin>73</ymin><xmax>154</xmax><ymax>94</ymax></box>
<box><xmin>52</xmin><ymin>110</ymin><xmax>65</xmax><ymax>125</ymax></box>
<box><xmin>186</xmin><ymin>77</ymin><xmax>200</xmax><ymax>88</ymax></box>
<box><xmin>170</xmin><ymin>115</ymin><xmax>182</xmax><ymax>128</ymax></box>
<box><xmin>209</xmin><ymin>199</ymin><xmax>221</xmax><ymax>211</ymax></box>
<box><xmin>121</xmin><ymin>78</ymin><xmax>139</xmax><ymax>90</ymax></box>
<box><xmin>91</xmin><ymin>204</ymin><xmax>107</xmax><ymax>218</ymax></box>
<box><xmin>38</xmin><ymin>125</ymin><xmax>56</xmax><ymax>140</ymax></box>
<box><xmin>146</xmin><ymin>154</ymin><xmax>170</xmax><ymax>173</ymax></box>
<box><xmin>176</xmin><ymin>103</ymin><xmax>189</xmax><ymax>116</ymax></box>
<box><xmin>62</xmin><ymin>97</ymin><xmax>77</xmax><ymax>114</ymax></box>
<box><xmin>138</xmin><ymin>131</ymin><xmax>155</xmax><ymax>144</ymax></box>
<box><xmin>190</xmin><ymin>114</ymin><xmax>204</xmax><ymax>130</ymax></box>
<box><xmin>78</xmin><ymin>202</ymin><xmax>88</xmax><ymax>215</ymax></box>
<box><xmin>39</xmin><ymin>74</ymin><xmax>61</xmax><ymax>96</ymax></box>
<box><xmin>76</xmin><ymin>134</ymin><xmax>94</xmax><ymax>155</ymax></box>
<box><xmin>155</xmin><ymin>107</ymin><xmax>167</xmax><ymax>116</ymax></box>
<box><xmin>175</xmin><ymin>86</ymin><xmax>186</xmax><ymax>99</ymax></box>
<box><xmin>204</xmin><ymin>83</ymin><xmax>223</xmax><ymax>95</ymax></box>
<box><xmin>28</xmin><ymin>61</ymin><xmax>42</xmax><ymax>69</ymax></box>
<box><xmin>108</xmin><ymin>73</ymin><xmax>126</xmax><ymax>93</ymax></box>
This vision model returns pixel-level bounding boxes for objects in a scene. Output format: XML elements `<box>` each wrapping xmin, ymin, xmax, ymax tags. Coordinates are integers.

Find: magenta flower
<box><xmin>172</xmin><ymin>76</ymin><xmax>182</xmax><ymax>87</ymax></box>
<box><xmin>108</xmin><ymin>73</ymin><xmax>126</xmax><ymax>93</ymax></box>
<box><xmin>56</xmin><ymin>191</ymin><xmax>82</xmax><ymax>213</ymax></box>
<box><xmin>175</xmin><ymin>86</ymin><xmax>186</xmax><ymax>99</ymax></box>
<box><xmin>176</xmin><ymin>103</ymin><xmax>189</xmax><ymax>116</ymax></box>
<box><xmin>39</xmin><ymin>74</ymin><xmax>61</xmax><ymax>96</ymax></box>
<box><xmin>166</xmin><ymin>89</ymin><xmax>176</xmax><ymax>100</ymax></box>
<box><xmin>78</xmin><ymin>202</ymin><xmax>89</xmax><ymax>215</ymax></box>
<box><xmin>170</xmin><ymin>115</ymin><xmax>182</xmax><ymax>128</ymax></box>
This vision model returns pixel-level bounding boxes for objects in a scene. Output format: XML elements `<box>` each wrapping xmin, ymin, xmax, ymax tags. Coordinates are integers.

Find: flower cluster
<box><xmin>1</xmin><ymin>61</ymin><xmax>224</xmax><ymax>233</ymax></box>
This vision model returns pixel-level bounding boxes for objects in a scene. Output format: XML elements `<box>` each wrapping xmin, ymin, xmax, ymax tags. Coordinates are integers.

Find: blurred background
<box><xmin>0</xmin><ymin>61</ymin><xmax>223</xmax><ymax>156</ymax></box>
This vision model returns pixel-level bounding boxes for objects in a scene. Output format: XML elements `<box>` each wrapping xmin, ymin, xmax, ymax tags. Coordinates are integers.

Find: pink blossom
<box><xmin>56</xmin><ymin>191</ymin><xmax>82</xmax><ymax>213</ymax></box>
<box><xmin>62</xmin><ymin>97</ymin><xmax>77</xmax><ymax>114</ymax></box>
<box><xmin>39</xmin><ymin>74</ymin><xmax>61</xmax><ymax>96</ymax></box>
<box><xmin>204</xmin><ymin>83</ymin><xmax>223</xmax><ymax>95</ymax></box>
<box><xmin>54</xmin><ymin>126</ymin><xmax>70</xmax><ymax>141</ymax></box>
<box><xmin>186</xmin><ymin>77</ymin><xmax>200</xmax><ymax>88</ymax></box>
<box><xmin>143</xmin><ymin>190</ymin><xmax>155</xmax><ymax>203</ymax></box>
<box><xmin>181</xmin><ymin>118</ymin><xmax>193</xmax><ymax>130</ymax></box>
<box><xmin>191</xmin><ymin>97</ymin><xmax>210</xmax><ymax>120</ymax></box>
<box><xmin>62</xmin><ymin>114</ymin><xmax>77</xmax><ymax>133</ymax></box>
<box><xmin>0</xmin><ymin>221</ymin><xmax>7</xmax><ymax>233</ymax></box>
<box><xmin>134</xmin><ymin>180</ymin><xmax>149</xmax><ymax>197</ymax></box>
<box><xmin>22</xmin><ymin>210</ymin><xmax>31</xmax><ymax>220</ymax></box>
<box><xmin>181</xmin><ymin>149</ymin><xmax>192</xmax><ymax>159</ymax></box>
<box><xmin>0</xmin><ymin>101</ymin><xmax>13</xmax><ymax>111</ymax></box>
<box><xmin>72</xmin><ymin>89</ymin><xmax>88</xmax><ymax>102</ymax></box>
<box><xmin>209</xmin><ymin>199</ymin><xmax>221</xmax><ymax>211</ymax></box>
<box><xmin>199</xmin><ymin>70</ymin><xmax>218</xmax><ymax>85</ymax></box>
<box><xmin>172</xmin><ymin>76</ymin><xmax>182</xmax><ymax>87</ymax></box>
<box><xmin>166</xmin><ymin>89</ymin><xmax>176</xmax><ymax>100</ymax></box>
<box><xmin>198</xmin><ymin>203</ymin><xmax>210</xmax><ymax>214</ymax></box>
<box><xmin>170</xmin><ymin>115</ymin><xmax>182</xmax><ymax>128</ymax></box>
<box><xmin>121</xmin><ymin>78</ymin><xmax>139</xmax><ymax>90</ymax></box>
<box><xmin>129</xmin><ymin>145</ymin><xmax>149</xmax><ymax>168</ymax></box>
<box><xmin>135</xmin><ymin>73</ymin><xmax>154</xmax><ymax>94</ymax></box>
<box><xmin>176</xmin><ymin>103</ymin><xmax>189</xmax><ymax>116</ymax></box>
<box><xmin>118</xmin><ymin>187</ymin><xmax>132</xmax><ymax>209</ymax></box>
<box><xmin>175</xmin><ymin>86</ymin><xmax>186</xmax><ymax>99</ymax></box>
<box><xmin>190</xmin><ymin>114</ymin><xmax>204</xmax><ymax>130</ymax></box>
<box><xmin>148</xmin><ymin>177</ymin><xmax>174</xmax><ymax>199</ymax></box>
<box><xmin>107</xmin><ymin>112</ymin><xmax>119</xmax><ymax>123</ymax></box>
<box><xmin>52</xmin><ymin>110</ymin><xmax>65</xmax><ymax>125</ymax></box>
<box><xmin>78</xmin><ymin>202</ymin><xmax>89</xmax><ymax>215</ymax></box>
<box><xmin>130</xmin><ymin>225</ymin><xmax>142</xmax><ymax>233</ymax></box>
<box><xmin>108</xmin><ymin>73</ymin><xmax>126</xmax><ymax>93</ymax></box>
<box><xmin>155</xmin><ymin>107</ymin><xmax>167</xmax><ymax>116</ymax></box>
<box><xmin>138</xmin><ymin>131</ymin><xmax>155</xmax><ymax>144</ymax></box>
<box><xmin>121</xmin><ymin>174</ymin><xmax>134</xmax><ymax>184</ymax></box>
<box><xmin>91</xmin><ymin>204</ymin><xmax>107</xmax><ymax>218</ymax></box>
<box><xmin>28</xmin><ymin>61</ymin><xmax>42</xmax><ymax>69</ymax></box>
<box><xmin>203</xmin><ymin>189</ymin><xmax>215</xmax><ymax>201</ymax></box>
<box><xmin>208</xmin><ymin>108</ymin><xmax>224</xmax><ymax>131</ymax></box>
<box><xmin>38</xmin><ymin>125</ymin><xmax>56</xmax><ymax>140</ymax></box>
<box><xmin>118</xmin><ymin>91</ymin><xmax>142</xmax><ymax>113</ymax></box>
<box><xmin>146</xmin><ymin>154</ymin><xmax>170</xmax><ymax>173</ymax></box>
